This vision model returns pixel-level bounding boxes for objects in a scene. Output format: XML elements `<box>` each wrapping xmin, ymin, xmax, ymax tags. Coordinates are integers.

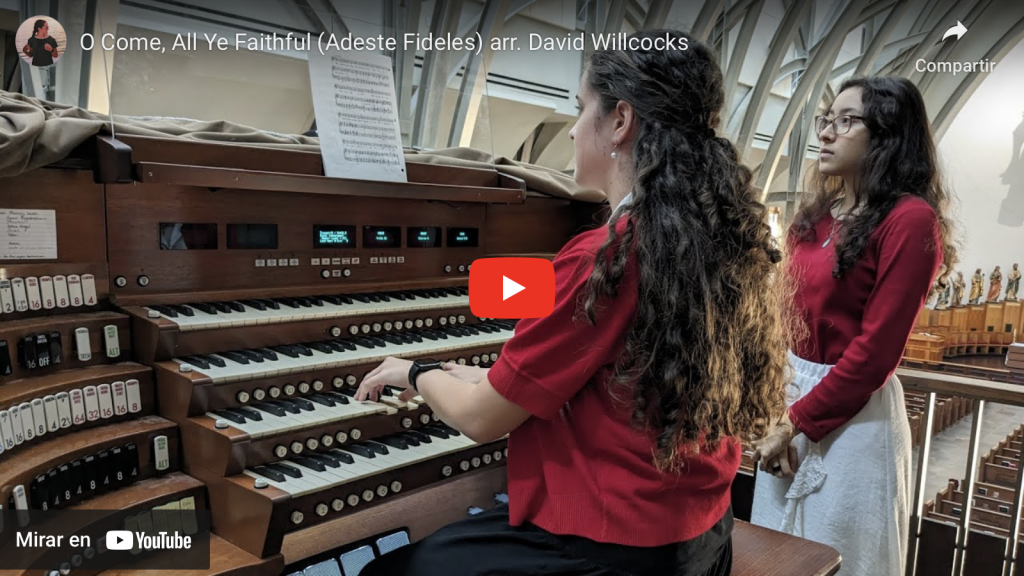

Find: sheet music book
<box><xmin>308</xmin><ymin>48</ymin><xmax>408</xmax><ymax>183</ymax></box>
<box><xmin>1</xmin><ymin>209</ymin><xmax>57</xmax><ymax>260</ymax></box>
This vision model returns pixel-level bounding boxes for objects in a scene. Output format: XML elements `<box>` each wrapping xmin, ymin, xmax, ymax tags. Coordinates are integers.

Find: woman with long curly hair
<box><xmin>352</xmin><ymin>29</ymin><xmax>792</xmax><ymax>576</ymax></box>
<box><xmin>751</xmin><ymin>76</ymin><xmax>957</xmax><ymax>576</ymax></box>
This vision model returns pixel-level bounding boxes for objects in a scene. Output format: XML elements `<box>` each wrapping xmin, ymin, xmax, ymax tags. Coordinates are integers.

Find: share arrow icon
<box><xmin>942</xmin><ymin>20</ymin><xmax>967</xmax><ymax>41</ymax></box>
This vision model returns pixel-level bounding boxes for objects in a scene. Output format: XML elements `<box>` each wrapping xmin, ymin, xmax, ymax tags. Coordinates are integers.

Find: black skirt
<box><xmin>359</xmin><ymin>504</ymin><xmax>732</xmax><ymax>576</ymax></box>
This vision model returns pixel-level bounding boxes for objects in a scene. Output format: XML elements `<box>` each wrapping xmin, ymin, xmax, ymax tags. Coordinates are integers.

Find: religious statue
<box><xmin>987</xmin><ymin>265</ymin><xmax>1004</xmax><ymax>302</ymax></box>
<box><xmin>930</xmin><ymin>264</ymin><xmax>951</xmax><ymax>309</ymax></box>
<box><xmin>970</xmin><ymin>268</ymin><xmax>985</xmax><ymax>304</ymax></box>
<box><xmin>1008</xmin><ymin>264</ymin><xmax>1022</xmax><ymax>301</ymax></box>
<box><xmin>951</xmin><ymin>271</ymin><xmax>966</xmax><ymax>307</ymax></box>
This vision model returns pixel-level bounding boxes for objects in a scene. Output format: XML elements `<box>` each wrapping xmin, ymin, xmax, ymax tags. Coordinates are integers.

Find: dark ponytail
<box><xmin>581</xmin><ymin>30</ymin><xmax>792</xmax><ymax>471</ymax></box>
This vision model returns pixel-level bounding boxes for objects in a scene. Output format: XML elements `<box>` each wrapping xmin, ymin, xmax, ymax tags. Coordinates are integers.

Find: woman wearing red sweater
<box><xmin>751</xmin><ymin>77</ymin><xmax>957</xmax><ymax>575</ymax></box>
<box><xmin>354</xmin><ymin>30</ymin><xmax>792</xmax><ymax>576</ymax></box>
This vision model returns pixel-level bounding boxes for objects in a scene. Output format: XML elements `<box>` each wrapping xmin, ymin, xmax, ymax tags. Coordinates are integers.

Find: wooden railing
<box><xmin>898</xmin><ymin>366</ymin><xmax>1024</xmax><ymax>576</ymax></box>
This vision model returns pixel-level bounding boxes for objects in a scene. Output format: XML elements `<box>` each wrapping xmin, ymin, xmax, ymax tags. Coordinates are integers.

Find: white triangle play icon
<box><xmin>502</xmin><ymin>276</ymin><xmax>525</xmax><ymax>301</ymax></box>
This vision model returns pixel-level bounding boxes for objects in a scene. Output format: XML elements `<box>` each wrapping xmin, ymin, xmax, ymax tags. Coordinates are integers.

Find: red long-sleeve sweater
<box><xmin>787</xmin><ymin>196</ymin><xmax>943</xmax><ymax>442</ymax></box>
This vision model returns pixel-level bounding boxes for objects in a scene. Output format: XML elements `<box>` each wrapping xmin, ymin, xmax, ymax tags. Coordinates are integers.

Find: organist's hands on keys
<box><xmin>356</xmin><ymin>357</ymin><xmax>528</xmax><ymax>444</ymax></box>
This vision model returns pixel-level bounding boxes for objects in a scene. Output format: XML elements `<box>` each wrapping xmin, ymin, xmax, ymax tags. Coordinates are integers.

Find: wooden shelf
<box><xmin>280</xmin><ymin>465</ymin><xmax>507</xmax><ymax>564</ymax></box>
<box><xmin>0</xmin><ymin>415</ymin><xmax>179</xmax><ymax>506</ymax></box>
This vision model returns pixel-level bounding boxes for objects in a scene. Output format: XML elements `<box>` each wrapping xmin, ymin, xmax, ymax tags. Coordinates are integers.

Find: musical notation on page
<box><xmin>309</xmin><ymin>49</ymin><xmax>407</xmax><ymax>183</ymax></box>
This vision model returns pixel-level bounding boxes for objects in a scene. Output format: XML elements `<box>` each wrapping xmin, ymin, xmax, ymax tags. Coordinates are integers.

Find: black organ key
<box><xmin>170</xmin><ymin>304</ymin><xmax>194</xmax><ymax>316</ymax></box>
<box><xmin>152</xmin><ymin>305</ymin><xmax>178</xmax><ymax>318</ymax></box>
<box><xmin>238</xmin><ymin>349</ymin><xmax>265</xmax><ymax>363</ymax></box>
<box><xmin>225</xmin><ymin>301</ymin><xmax>245</xmax><ymax>313</ymax></box>
<box><xmin>363</xmin><ymin>441</ymin><xmax>390</xmax><ymax>456</ymax></box>
<box><xmin>212</xmin><ymin>409</ymin><xmax>245</xmax><ymax>425</ymax></box>
<box><xmin>343</xmin><ymin>444</ymin><xmax>376</xmax><ymax>459</ymax></box>
<box><xmin>350</xmin><ymin>294</ymin><xmax>370</xmax><ymax>304</ymax></box>
<box><xmin>236</xmin><ymin>407</ymin><xmax>263</xmax><ymax>421</ymax></box>
<box><xmin>191</xmin><ymin>302</ymin><xmax>218</xmax><ymax>315</ymax></box>
<box><xmin>287</xmin><ymin>398</ymin><xmax>315</xmax><ymax>412</ymax></box>
<box><xmin>324</xmin><ymin>392</ymin><xmax>350</xmax><ymax>405</ymax></box>
<box><xmin>267</xmin><ymin>463</ymin><xmax>302</xmax><ymax>479</ymax></box>
<box><xmin>309</xmin><ymin>453</ymin><xmax>341</xmax><ymax>468</ymax></box>
<box><xmin>402</xmin><ymin>430</ymin><xmax>429</xmax><ymax>445</ymax></box>
<box><xmin>268</xmin><ymin>400</ymin><xmax>301</xmax><ymax>415</ymax></box>
<box><xmin>270</xmin><ymin>345</ymin><xmax>300</xmax><ymax>359</ymax></box>
<box><xmin>308</xmin><ymin>342</ymin><xmax>334</xmax><ymax>354</ymax></box>
<box><xmin>308</xmin><ymin>394</ymin><xmax>335</xmax><ymax>408</ymax></box>
<box><xmin>210</xmin><ymin>302</ymin><xmax>233</xmax><ymax>314</ymax></box>
<box><xmin>252</xmin><ymin>466</ymin><xmax>286</xmax><ymax>482</ymax></box>
<box><xmin>180</xmin><ymin>355</ymin><xmax>210</xmax><ymax>370</ymax></box>
<box><xmin>320</xmin><ymin>295</ymin><xmax>344</xmax><ymax>305</ymax></box>
<box><xmin>219</xmin><ymin>350</ymin><xmax>250</xmax><ymax>365</ymax></box>
<box><xmin>378</xmin><ymin>436</ymin><xmax>410</xmax><ymax>450</ymax></box>
<box><xmin>253</xmin><ymin>403</ymin><xmax>287</xmax><ymax>418</ymax></box>
<box><xmin>328</xmin><ymin>449</ymin><xmax>355</xmax><ymax>465</ymax></box>
<box><xmin>292</xmin><ymin>456</ymin><xmax>326</xmax><ymax>472</ymax></box>
<box><xmin>198</xmin><ymin>354</ymin><xmax>226</xmax><ymax>368</ymax></box>
<box><xmin>420</xmin><ymin>426</ymin><xmax>450</xmax><ymax>440</ymax></box>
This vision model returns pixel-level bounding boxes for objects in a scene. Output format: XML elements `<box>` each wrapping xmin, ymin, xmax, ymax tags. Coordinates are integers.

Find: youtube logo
<box><xmin>470</xmin><ymin>258</ymin><xmax>554</xmax><ymax>319</ymax></box>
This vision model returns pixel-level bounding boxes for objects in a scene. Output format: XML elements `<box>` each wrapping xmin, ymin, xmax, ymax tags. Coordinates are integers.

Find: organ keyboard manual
<box><xmin>0</xmin><ymin>131</ymin><xmax>600</xmax><ymax>574</ymax></box>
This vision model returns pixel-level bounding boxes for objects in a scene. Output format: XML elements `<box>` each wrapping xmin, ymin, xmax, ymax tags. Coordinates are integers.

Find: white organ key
<box><xmin>67</xmin><ymin>274</ymin><xmax>84</xmax><ymax>307</ymax></box>
<box><xmin>13</xmin><ymin>484</ymin><xmax>28</xmax><ymax>510</ymax></box>
<box><xmin>97</xmin><ymin>383</ymin><xmax>114</xmax><ymax>420</ymax></box>
<box><xmin>0</xmin><ymin>410</ymin><xmax>13</xmax><ymax>450</ymax></box>
<box><xmin>11</xmin><ymin>278</ymin><xmax>29</xmax><ymax>312</ymax></box>
<box><xmin>112</xmin><ymin>381</ymin><xmax>129</xmax><ymax>416</ymax></box>
<box><xmin>9</xmin><ymin>405</ymin><xmax>24</xmax><ymax>445</ymax></box>
<box><xmin>44</xmin><ymin>395</ymin><xmax>59</xmax><ymax>432</ymax></box>
<box><xmin>70</xmin><ymin>388</ymin><xmax>87</xmax><ymax>425</ymax></box>
<box><xmin>40</xmin><ymin>276</ymin><xmax>56</xmax><ymax>309</ymax></box>
<box><xmin>31</xmin><ymin>398</ymin><xmax>47</xmax><ymax>438</ymax></box>
<box><xmin>53</xmin><ymin>275</ymin><xmax>70</xmax><ymax>308</ymax></box>
<box><xmin>126</xmin><ymin>379</ymin><xmax>142</xmax><ymax>413</ymax></box>
<box><xmin>25</xmin><ymin>277</ymin><xmax>42</xmax><ymax>310</ymax></box>
<box><xmin>56</xmin><ymin>392</ymin><xmax>72</xmax><ymax>429</ymax></box>
<box><xmin>83</xmin><ymin>385</ymin><xmax>100</xmax><ymax>421</ymax></box>
<box><xmin>20</xmin><ymin>402</ymin><xmax>35</xmax><ymax>442</ymax></box>
<box><xmin>81</xmin><ymin>274</ymin><xmax>98</xmax><ymax>306</ymax></box>
<box><xmin>0</xmin><ymin>279</ymin><xmax>13</xmax><ymax>313</ymax></box>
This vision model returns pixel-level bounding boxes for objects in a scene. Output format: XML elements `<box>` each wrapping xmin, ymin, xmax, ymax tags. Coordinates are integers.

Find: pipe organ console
<box><xmin>2</xmin><ymin>134</ymin><xmax>598</xmax><ymax>574</ymax></box>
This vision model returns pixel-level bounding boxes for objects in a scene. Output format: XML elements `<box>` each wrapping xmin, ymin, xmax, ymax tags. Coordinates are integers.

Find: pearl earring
<box><xmin>610</xmin><ymin>143</ymin><xmax>618</xmax><ymax>159</ymax></box>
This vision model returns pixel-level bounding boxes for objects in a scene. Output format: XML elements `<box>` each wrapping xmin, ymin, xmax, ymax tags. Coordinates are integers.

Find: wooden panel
<box><xmin>953</xmin><ymin>308</ymin><xmax>970</xmax><ymax>330</ymax></box>
<box><xmin>0</xmin><ymin>416</ymin><xmax>178</xmax><ymax>507</ymax></box>
<box><xmin>0</xmin><ymin>169</ymin><xmax>109</xmax><ymax>322</ymax></box>
<box><xmin>280</xmin><ymin>465</ymin><xmax>508</xmax><ymax>564</ymax></box>
<box><xmin>0</xmin><ymin>312</ymin><xmax>131</xmax><ymax>383</ymax></box>
<box><xmin>987</xmin><ymin>303</ymin><xmax>1005</xmax><ymax>332</ymax></box>
<box><xmin>485</xmin><ymin>198</ymin><xmax>588</xmax><ymax>255</ymax></box>
<box><xmin>135</xmin><ymin>163</ymin><xmax>524</xmax><ymax>204</ymax></box>
<box><xmin>915</xmin><ymin>517</ymin><xmax>956</xmax><ymax>575</ymax></box>
<box><xmin>1006</xmin><ymin>301</ymin><xmax>1022</xmax><ymax>335</ymax></box>
<box><xmin>969</xmin><ymin>305</ymin><xmax>987</xmax><ymax>332</ymax></box>
<box><xmin>105</xmin><ymin>185</ymin><xmax>486</xmax><ymax>301</ymax></box>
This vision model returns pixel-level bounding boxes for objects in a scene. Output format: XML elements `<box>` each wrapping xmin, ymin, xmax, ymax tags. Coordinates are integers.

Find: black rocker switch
<box><xmin>19</xmin><ymin>336</ymin><xmax>37</xmax><ymax>370</ymax></box>
<box><xmin>48</xmin><ymin>332</ymin><xmax>62</xmax><ymax>366</ymax></box>
<box><xmin>0</xmin><ymin>340</ymin><xmax>11</xmax><ymax>376</ymax></box>
<box><xmin>35</xmin><ymin>334</ymin><xmax>51</xmax><ymax>368</ymax></box>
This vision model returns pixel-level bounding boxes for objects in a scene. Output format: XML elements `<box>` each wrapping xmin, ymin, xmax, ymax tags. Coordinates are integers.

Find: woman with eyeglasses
<box><xmin>750</xmin><ymin>76</ymin><xmax>957</xmax><ymax>576</ymax></box>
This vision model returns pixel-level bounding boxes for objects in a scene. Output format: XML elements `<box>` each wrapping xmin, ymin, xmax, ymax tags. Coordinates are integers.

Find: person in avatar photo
<box><xmin>22</xmin><ymin>19</ymin><xmax>60</xmax><ymax>67</ymax></box>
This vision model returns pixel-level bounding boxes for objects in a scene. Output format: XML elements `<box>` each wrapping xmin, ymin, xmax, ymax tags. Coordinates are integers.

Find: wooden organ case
<box><xmin>0</xmin><ymin>134</ymin><xmax>599</xmax><ymax>574</ymax></box>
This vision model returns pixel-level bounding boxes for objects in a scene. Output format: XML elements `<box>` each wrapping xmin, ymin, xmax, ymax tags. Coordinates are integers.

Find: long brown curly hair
<box><xmin>581</xmin><ymin>30</ymin><xmax>793</xmax><ymax>471</ymax></box>
<box><xmin>792</xmin><ymin>76</ymin><xmax>958</xmax><ymax>276</ymax></box>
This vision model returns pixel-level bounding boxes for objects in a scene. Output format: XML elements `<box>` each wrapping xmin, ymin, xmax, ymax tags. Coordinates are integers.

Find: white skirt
<box><xmin>750</xmin><ymin>351</ymin><xmax>912</xmax><ymax>576</ymax></box>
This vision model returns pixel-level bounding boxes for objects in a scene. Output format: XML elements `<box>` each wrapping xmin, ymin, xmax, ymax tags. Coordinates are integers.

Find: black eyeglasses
<box><xmin>814</xmin><ymin>114</ymin><xmax>864</xmax><ymax>136</ymax></box>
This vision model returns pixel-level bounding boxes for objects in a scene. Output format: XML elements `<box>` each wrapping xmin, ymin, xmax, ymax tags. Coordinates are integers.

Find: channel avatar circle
<box><xmin>16</xmin><ymin>16</ymin><xmax>66</xmax><ymax>67</ymax></box>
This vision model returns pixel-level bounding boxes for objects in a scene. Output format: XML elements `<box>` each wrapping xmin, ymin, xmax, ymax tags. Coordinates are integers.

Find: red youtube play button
<box><xmin>469</xmin><ymin>258</ymin><xmax>555</xmax><ymax>319</ymax></box>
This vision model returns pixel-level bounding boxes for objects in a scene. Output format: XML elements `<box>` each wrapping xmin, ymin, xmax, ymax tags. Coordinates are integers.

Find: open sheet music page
<box><xmin>308</xmin><ymin>48</ymin><xmax>408</xmax><ymax>183</ymax></box>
